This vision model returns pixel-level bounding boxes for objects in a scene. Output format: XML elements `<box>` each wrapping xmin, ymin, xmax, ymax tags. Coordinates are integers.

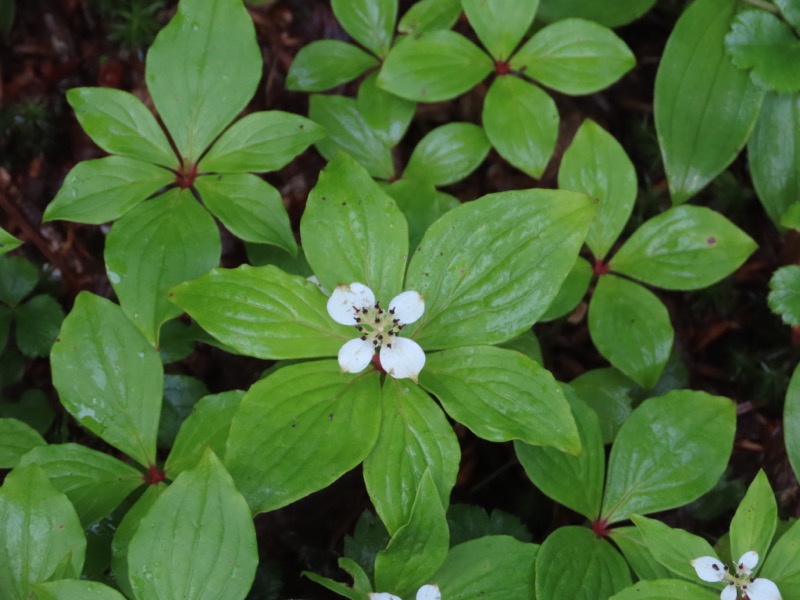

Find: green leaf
<box><xmin>397</xmin><ymin>0</ymin><xmax>461</xmax><ymax>34</ymax></box>
<box><xmin>609</xmin><ymin>527</ymin><xmax>673</xmax><ymax>581</ymax></box>
<box><xmin>588</xmin><ymin>275</ymin><xmax>673</xmax><ymax>388</ymax></box>
<box><xmin>515</xmin><ymin>389</ymin><xmax>604</xmax><ymax>520</ymax></box>
<box><xmin>363</xmin><ymin>378</ymin><xmax>460</xmax><ymax>534</ymax></box>
<box><xmin>601</xmin><ymin>391</ymin><xmax>736</xmax><ymax>523</ymax></box>
<box><xmin>447</xmin><ymin>506</ymin><xmax>532</xmax><ymax>547</ymax></box>
<box><xmin>171</xmin><ymin>264</ymin><xmax>350</xmax><ymax>359</ymax></box>
<box><xmin>0</xmin><ymin>390</ymin><xmax>56</xmax><ymax>435</ymax></box>
<box><xmin>309</xmin><ymin>94</ymin><xmax>395</xmax><ymax>179</ymax></box>
<box><xmin>303</xmin><ymin>571</ymin><xmax>364</xmax><ymax>600</ymax></box>
<box><xmin>32</xmin><ymin>580</ymin><xmax>127</xmax><ymax>600</ymax></box>
<box><xmin>374</xmin><ymin>471</ymin><xmax>449</xmax><ymax>598</ymax></box>
<box><xmin>145</xmin><ymin>0</ymin><xmax>261</xmax><ymax>162</ymax></box>
<box><xmin>406</xmin><ymin>189</ymin><xmax>594</xmax><ymax>348</ymax></box>
<box><xmin>105</xmin><ymin>188</ymin><xmax>221</xmax><ymax>346</ymax></box>
<box><xmin>0</xmin><ymin>418</ymin><xmax>46</xmax><ymax>468</ymax></box>
<box><xmin>761</xmin><ymin>519</ymin><xmax>800</xmax><ymax>597</ymax></box>
<box><xmin>286</xmin><ymin>40</ymin><xmax>378</xmax><ymax>92</ymax></box>
<box><xmin>787</xmin><ymin>363</ymin><xmax>800</xmax><ymax>481</ymax></box>
<box><xmin>610</xmin><ymin>579</ymin><xmax>719</xmax><ymax>600</ymax></box>
<box><xmin>535</xmin><ymin>526</ymin><xmax>631</xmax><ymax>600</ymax></box>
<box><xmin>332</xmin><ymin>0</ymin><xmax>397</xmax><ymax>58</ymax></box>
<box><xmin>0</xmin><ymin>255</ymin><xmax>38</xmax><ymax>306</ymax></box>
<box><xmin>357</xmin><ymin>73</ymin><xmax>416</xmax><ymax>148</ymax></box>
<box><xmin>776</xmin><ymin>0</ymin><xmax>800</xmax><ymax>29</ymax></box>
<box><xmin>432</xmin><ymin>536</ymin><xmax>538</xmax><ymax>600</ymax></box>
<box><xmin>383</xmin><ymin>179</ymin><xmax>445</xmax><ymax>255</ymax></box>
<box><xmin>0</xmin><ymin>226</ymin><xmax>22</xmax><ymax>255</ymax></box>
<box><xmin>66</xmin><ymin>88</ymin><xmax>177</xmax><ymax>168</ymax></box>
<box><xmin>631</xmin><ymin>514</ymin><xmax>717</xmax><ymax>581</ymax></box>
<box><xmin>421</xmin><ymin>346</ymin><xmax>580</xmax><ymax>452</ymax></box>
<box><xmin>654</xmin><ymin>0</ymin><xmax>764</xmax><ymax>204</ymax></box>
<box><xmin>609</xmin><ymin>205</ymin><xmax>757</xmax><ymax>290</ymax></box>
<box><xmin>111</xmin><ymin>484</ymin><xmax>165</xmax><ymax>600</ymax></box>
<box><xmin>51</xmin><ymin>292</ymin><xmax>163</xmax><ymax>467</ymax></box>
<box><xmin>748</xmin><ymin>92</ymin><xmax>800</xmax><ymax>225</ymax></box>
<box><xmin>570</xmin><ymin>368</ymin><xmax>636</xmax><ymax>444</ymax></box>
<box><xmin>195</xmin><ymin>173</ymin><xmax>296</xmax><ymax>252</ymax></box>
<box><xmin>482</xmin><ymin>76</ymin><xmax>559</xmax><ymax>179</ymax></box>
<box><xmin>198</xmin><ymin>110</ymin><xmax>325</xmax><ymax>173</ymax></box>
<box><xmin>344</xmin><ymin>510</ymin><xmax>391</xmax><ymax>583</ymax></box>
<box><xmin>0</xmin><ymin>465</ymin><xmax>85</xmax><ymax>600</ymax></box>
<box><xmin>17</xmin><ymin>443</ymin><xmax>142</xmax><ymax>527</ymax></box>
<box><xmin>536</xmin><ymin>0</ymin><xmax>656</xmax><ymax>28</ymax></box>
<box><xmin>15</xmin><ymin>295</ymin><xmax>63</xmax><ymax>358</ymax></box>
<box><xmin>165</xmin><ymin>390</ymin><xmax>243</xmax><ymax>477</ymax></box>
<box><xmin>157</xmin><ymin>320</ymin><xmax>200</xmax><ymax>364</ymax></box>
<box><xmin>498</xmin><ymin>329</ymin><xmax>543</xmax><ymax>364</ymax></box>
<box><xmin>225</xmin><ymin>361</ymin><xmax>381</xmax><ymax>513</ymax></box>
<box><xmin>769</xmin><ymin>265</ymin><xmax>800</xmax><ymax>326</ymax></box>
<box><xmin>157</xmin><ymin>374</ymin><xmax>208</xmax><ymax>448</ymax></box>
<box><xmin>540</xmin><ymin>256</ymin><xmax>592</xmax><ymax>321</ymax></box>
<box><xmin>725</xmin><ymin>10</ymin><xmax>800</xmax><ymax>93</ymax></box>
<box><xmin>559</xmin><ymin>119</ymin><xmax>637</xmax><ymax>259</ymax></box>
<box><xmin>301</xmin><ymin>153</ymin><xmax>408</xmax><ymax>301</ymax></box>
<box><xmin>729</xmin><ymin>470</ymin><xmax>777</xmax><ymax>564</ymax></box>
<box><xmin>44</xmin><ymin>157</ymin><xmax>173</xmax><ymax>225</ymax></box>
<box><xmin>462</xmin><ymin>0</ymin><xmax>538</xmax><ymax>61</ymax></box>
<box><xmin>377</xmin><ymin>30</ymin><xmax>493</xmax><ymax>102</ymax></box>
<box><xmin>511</xmin><ymin>19</ymin><xmax>635</xmax><ymax>95</ymax></box>
<box><xmin>404</xmin><ymin>123</ymin><xmax>490</xmax><ymax>186</ymax></box>
<box><xmin>128</xmin><ymin>450</ymin><xmax>258</xmax><ymax>600</ymax></box>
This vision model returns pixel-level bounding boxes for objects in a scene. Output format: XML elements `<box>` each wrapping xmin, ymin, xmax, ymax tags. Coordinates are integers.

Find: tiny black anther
<box><xmin>398</xmin><ymin>324</ymin><xmax>405</xmax><ymax>330</ymax></box>
<box><xmin>387</xmin><ymin>343</ymin><xmax>392</xmax><ymax>349</ymax></box>
<box><xmin>750</xmin><ymin>578</ymin><xmax>755</xmax><ymax>583</ymax></box>
<box><xmin>362</xmin><ymin>308</ymin><xmax>369</xmax><ymax>314</ymax></box>
<box><xmin>388</xmin><ymin>330</ymin><xmax>394</xmax><ymax>336</ymax></box>
<box><xmin>393</xmin><ymin>318</ymin><xmax>399</xmax><ymax>324</ymax></box>
<box><xmin>373</xmin><ymin>340</ymin><xmax>379</xmax><ymax>346</ymax></box>
<box><xmin>389</xmin><ymin>308</ymin><xmax>395</xmax><ymax>314</ymax></box>
<box><xmin>374</xmin><ymin>303</ymin><xmax>380</xmax><ymax>309</ymax></box>
<box><xmin>360</xmin><ymin>335</ymin><xmax>367</xmax><ymax>341</ymax></box>
<box><xmin>712</xmin><ymin>565</ymin><xmax>720</xmax><ymax>571</ymax></box>
<box><xmin>375</xmin><ymin>318</ymin><xmax>381</xmax><ymax>324</ymax></box>
<box><xmin>355</xmin><ymin>317</ymin><xmax>361</xmax><ymax>322</ymax></box>
<box><xmin>378</xmin><ymin>335</ymin><xmax>383</xmax><ymax>340</ymax></box>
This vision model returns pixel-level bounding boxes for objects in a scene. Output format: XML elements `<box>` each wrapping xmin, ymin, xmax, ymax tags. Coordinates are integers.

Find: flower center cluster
<box><xmin>352</xmin><ymin>301</ymin><xmax>405</xmax><ymax>352</ymax></box>
<box><xmin>692</xmin><ymin>551</ymin><xmax>781</xmax><ymax>600</ymax></box>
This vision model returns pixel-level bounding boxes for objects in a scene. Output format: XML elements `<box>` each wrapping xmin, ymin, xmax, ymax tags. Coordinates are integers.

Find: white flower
<box><xmin>327</xmin><ymin>282</ymin><xmax>426</xmax><ymax>382</ymax></box>
<box><xmin>691</xmin><ymin>552</ymin><xmax>782</xmax><ymax>600</ymax></box>
<box><xmin>369</xmin><ymin>584</ymin><xmax>441</xmax><ymax>600</ymax></box>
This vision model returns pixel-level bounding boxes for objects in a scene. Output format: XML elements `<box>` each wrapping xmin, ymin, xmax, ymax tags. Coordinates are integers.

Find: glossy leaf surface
<box><xmin>610</xmin><ymin>205</ymin><xmax>756</xmax><ymax>290</ymax></box>
<box><xmin>610</xmin><ymin>579</ymin><xmax>718</xmax><ymax>600</ymax></box>
<box><xmin>301</xmin><ymin>153</ymin><xmax>408</xmax><ymax>301</ymax></box>
<box><xmin>0</xmin><ymin>227</ymin><xmax>22</xmax><ymax>255</ymax></box>
<box><xmin>286</xmin><ymin>40</ymin><xmax>378</xmax><ymax>92</ymax></box>
<box><xmin>601</xmin><ymin>391</ymin><xmax>735</xmax><ymax>523</ymax></box>
<box><xmin>511</xmin><ymin>19</ymin><xmax>635</xmax><ymax>95</ymax></box>
<box><xmin>332</xmin><ymin>0</ymin><xmax>396</xmax><ymax>58</ymax></box>
<box><xmin>610</xmin><ymin>527</ymin><xmax>673</xmax><ymax>582</ymax></box>
<box><xmin>422</xmin><ymin>346</ymin><xmax>579</xmax><ymax>452</ymax></box>
<box><xmin>632</xmin><ymin>514</ymin><xmax>716</xmax><ymax>581</ymax></box>
<box><xmin>761</xmin><ymin>519</ymin><xmax>800</xmax><ymax>598</ymax></box>
<box><xmin>363</xmin><ymin>378</ymin><xmax>459</xmax><ymax>534</ymax></box>
<box><xmin>66</xmin><ymin>87</ymin><xmax>177</xmax><ymax>167</ymax></box>
<box><xmin>32</xmin><ymin>580</ymin><xmax>127</xmax><ymax>600</ymax></box>
<box><xmin>196</xmin><ymin>173</ymin><xmax>296</xmax><ymax>252</ymax></box>
<box><xmin>128</xmin><ymin>451</ymin><xmax>258</xmax><ymax>600</ymax></box>
<box><xmin>198</xmin><ymin>110</ymin><xmax>324</xmax><ymax>173</ymax></box>
<box><xmin>588</xmin><ymin>275</ymin><xmax>673</xmax><ymax>388</ymax></box>
<box><xmin>540</xmin><ymin>257</ymin><xmax>592</xmax><ymax>322</ymax></box>
<box><xmin>482</xmin><ymin>75</ymin><xmax>559</xmax><ymax>179</ymax></box>
<box><xmin>462</xmin><ymin>0</ymin><xmax>537</xmax><ymax>60</ymax></box>
<box><xmin>0</xmin><ymin>418</ymin><xmax>46</xmax><ymax>468</ymax></box>
<box><xmin>654</xmin><ymin>0</ymin><xmax>764</xmax><ymax>203</ymax></box>
<box><xmin>559</xmin><ymin>119</ymin><xmax>637</xmax><ymax>259</ymax></box>
<box><xmin>377</xmin><ymin>30</ymin><xmax>493</xmax><ymax>102</ymax></box>
<box><xmin>145</xmin><ymin>0</ymin><xmax>261</xmax><ymax>161</ymax></box>
<box><xmin>225</xmin><ymin>361</ymin><xmax>381</xmax><ymax>513</ymax></box>
<box><xmin>51</xmin><ymin>293</ymin><xmax>163</xmax><ymax>467</ymax></box>
<box><xmin>398</xmin><ymin>0</ymin><xmax>461</xmax><ymax>34</ymax></box>
<box><xmin>406</xmin><ymin>189</ymin><xmax>594</xmax><ymax>348</ymax></box>
<box><xmin>729</xmin><ymin>470</ymin><xmax>777</xmax><ymax>564</ymax></box>
<box><xmin>404</xmin><ymin>122</ymin><xmax>490</xmax><ymax>186</ymax></box>
<box><xmin>105</xmin><ymin>189</ymin><xmax>221</xmax><ymax>345</ymax></box>
<box><xmin>44</xmin><ymin>157</ymin><xmax>173</xmax><ymax>225</ymax></box>
<box><xmin>170</xmin><ymin>264</ymin><xmax>350</xmax><ymax>359</ymax></box>
<box><xmin>357</xmin><ymin>73</ymin><xmax>416</xmax><ymax>148</ymax></box>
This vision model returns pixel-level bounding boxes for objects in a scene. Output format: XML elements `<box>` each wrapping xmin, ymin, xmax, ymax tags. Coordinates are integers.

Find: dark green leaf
<box><xmin>540</xmin><ymin>256</ymin><xmax>592</xmax><ymax>321</ymax></box>
<box><xmin>0</xmin><ymin>256</ymin><xmax>38</xmax><ymax>306</ymax></box>
<box><xmin>145</xmin><ymin>0</ymin><xmax>262</xmax><ymax>161</ymax></box>
<box><xmin>245</xmin><ymin>242</ymin><xmax>312</xmax><ymax>275</ymax></box>
<box><xmin>157</xmin><ymin>374</ymin><xmax>208</xmax><ymax>448</ymax></box>
<box><xmin>609</xmin><ymin>526</ymin><xmax>673</xmax><ymax>581</ymax></box>
<box><xmin>383</xmin><ymin>179</ymin><xmax>443</xmax><ymax>255</ymax></box>
<box><xmin>404</xmin><ymin>123</ymin><xmax>490</xmax><ymax>186</ymax></box>
<box><xmin>498</xmin><ymin>329</ymin><xmax>543</xmax><ymax>365</ymax></box>
<box><xmin>447</xmin><ymin>506</ymin><xmax>532</xmax><ymax>547</ymax></box>
<box><xmin>761</xmin><ymin>519</ymin><xmax>800</xmax><ymax>597</ymax></box>
<box><xmin>729</xmin><ymin>470</ymin><xmax>777</xmax><ymax>565</ymax></box>
<box><xmin>0</xmin><ymin>227</ymin><xmax>22</xmax><ymax>256</ymax></box>
<box><xmin>654</xmin><ymin>0</ymin><xmax>764</xmax><ymax>203</ymax></box>
<box><xmin>784</xmin><ymin>362</ymin><xmax>800</xmax><ymax>487</ymax></box>
<box><xmin>66</xmin><ymin>88</ymin><xmax>177</xmax><ymax>167</ymax></box>
<box><xmin>397</xmin><ymin>0</ymin><xmax>461</xmax><ymax>34</ymax></box>
<box><xmin>377</xmin><ymin>30</ymin><xmax>493</xmax><ymax>102</ymax></box>
<box><xmin>357</xmin><ymin>73</ymin><xmax>416</xmax><ymax>148</ymax></box>
<box><xmin>332</xmin><ymin>0</ymin><xmax>397</xmax><ymax>58</ymax></box>
<box><xmin>157</xmin><ymin>319</ymin><xmax>199</xmax><ymax>364</ymax></box>
<box><xmin>610</xmin><ymin>579</ymin><xmax>719</xmax><ymax>600</ymax></box>
<box><xmin>570</xmin><ymin>368</ymin><xmax>636</xmax><ymax>444</ymax></box>
<box><xmin>0</xmin><ymin>418</ymin><xmax>46</xmax><ymax>469</ymax></box>
<box><xmin>537</xmin><ymin>0</ymin><xmax>656</xmax><ymax>28</ymax></box>
<box><xmin>769</xmin><ymin>265</ymin><xmax>800</xmax><ymax>326</ymax></box>
<box><xmin>462</xmin><ymin>0</ymin><xmax>538</xmax><ymax>61</ymax></box>
<box><xmin>482</xmin><ymin>76</ymin><xmax>559</xmax><ymax>178</ymax></box>
<box><xmin>15</xmin><ymin>295</ymin><xmax>63</xmax><ymax>358</ymax></box>
<box><xmin>286</xmin><ymin>40</ymin><xmax>378</xmax><ymax>92</ymax></box>
<box><xmin>51</xmin><ymin>293</ymin><xmax>163</xmax><ymax>467</ymax></box>
<box><xmin>0</xmin><ymin>390</ymin><xmax>56</xmax><ymax>435</ymax></box>
<box><xmin>105</xmin><ymin>188</ymin><xmax>221</xmax><ymax>346</ymax></box>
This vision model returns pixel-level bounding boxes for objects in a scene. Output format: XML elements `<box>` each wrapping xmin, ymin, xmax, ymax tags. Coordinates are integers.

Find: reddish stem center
<box><xmin>591</xmin><ymin>518</ymin><xmax>610</xmax><ymax>538</ymax></box>
<box><xmin>371</xmin><ymin>352</ymin><xmax>386</xmax><ymax>374</ymax></box>
<box><xmin>495</xmin><ymin>60</ymin><xmax>511</xmax><ymax>75</ymax></box>
<box><xmin>593</xmin><ymin>259</ymin><xmax>610</xmax><ymax>276</ymax></box>
<box><xmin>176</xmin><ymin>162</ymin><xmax>197</xmax><ymax>189</ymax></box>
<box><xmin>143</xmin><ymin>464</ymin><xmax>167</xmax><ymax>485</ymax></box>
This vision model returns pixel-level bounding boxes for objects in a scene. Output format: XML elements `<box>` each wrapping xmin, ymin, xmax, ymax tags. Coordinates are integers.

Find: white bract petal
<box><xmin>692</xmin><ymin>556</ymin><xmax>728</xmax><ymax>582</ymax></box>
<box><xmin>327</xmin><ymin>282</ymin><xmax>376</xmax><ymax>325</ymax></box>
<box><xmin>742</xmin><ymin>578</ymin><xmax>782</xmax><ymax>600</ymax></box>
<box><xmin>389</xmin><ymin>290</ymin><xmax>425</xmax><ymax>325</ymax></box>
<box><xmin>737</xmin><ymin>550</ymin><xmax>759</xmax><ymax>574</ymax></box>
<box><xmin>380</xmin><ymin>337</ymin><xmax>426</xmax><ymax>382</ymax></box>
<box><xmin>338</xmin><ymin>337</ymin><xmax>375</xmax><ymax>374</ymax></box>
<box><xmin>369</xmin><ymin>594</ymin><xmax>402</xmax><ymax>600</ymax></box>
<box><xmin>720</xmin><ymin>582</ymin><xmax>737</xmax><ymax>600</ymax></box>
<box><xmin>416</xmin><ymin>584</ymin><xmax>441</xmax><ymax>600</ymax></box>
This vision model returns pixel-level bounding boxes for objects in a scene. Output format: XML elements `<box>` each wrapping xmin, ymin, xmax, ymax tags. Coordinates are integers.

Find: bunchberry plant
<box><xmin>43</xmin><ymin>0</ymin><xmax>324</xmax><ymax>346</ymax></box>
<box><xmin>0</xmin><ymin>227</ymin><xmax>20</xmax><ymax>254</ymax></box>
